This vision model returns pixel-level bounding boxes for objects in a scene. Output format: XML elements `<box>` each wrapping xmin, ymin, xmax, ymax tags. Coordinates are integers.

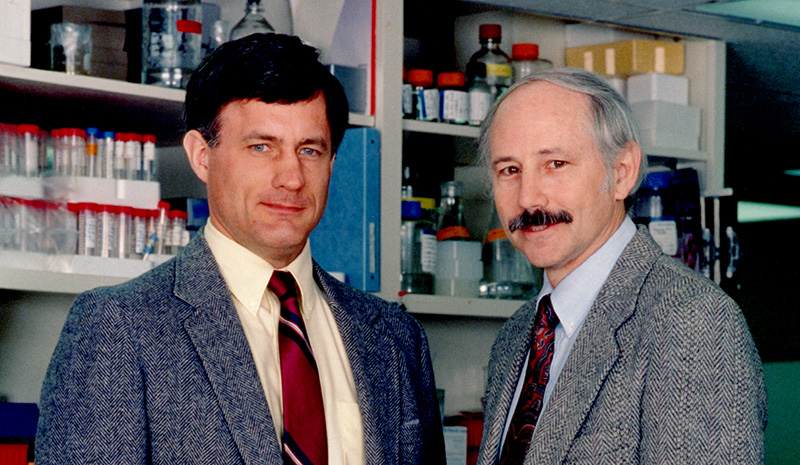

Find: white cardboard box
<box><xmin>632</xmin><ymin>100</ymin><xmax>701</xmax><ymax>151</ymax></box>
<box><xmin>0</xmin><ymin>0</ymin><xmax>31</xmax><ymax>66</ymax></box>
<box><xmin>627</xmin><ymin>73</ymin><xmax>689</xmax><ymax>105</ymax></box>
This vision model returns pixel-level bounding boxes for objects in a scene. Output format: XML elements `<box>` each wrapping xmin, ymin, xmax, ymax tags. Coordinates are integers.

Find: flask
<box><xmin>511</xmin><ymin>43</ymin><xmax>553</xmax><ymax>83</ymax></box>
<box><xmin>407</xmin><ymin>69</ymin><xmax>439</xmax><ymax>122</ymax></box>
<box><xmin>466</xmin><ymin>24</ymin><xmax>512</xmax><ymax>104</ymax></box>
<box><xmin>229</xmin><ymin>0</ymin><xmax>275</xmax><ymax>41</ymax></box>
<box><xmin>438</xmin><ymin>72</ymin><xmax>469</xmax><ymax>125</ymax></box>
<box><xmin>480</xmin><ymin>206</ymin><xmax>542</xmax><ymax>299</ymax></box>
<box><xmin>141</xmin><ymin>0</ymin><xmax>203</xmax><ymax>89</ymax></box>
<box><xmin>400</xmin><ymin>200</ymin><xmax>436</xmax><ymax>294</ymax></box>
<box><xmin>436</xmin><ymin>181</ymin><xmax>470</xmax><ymax>241</ymax></box>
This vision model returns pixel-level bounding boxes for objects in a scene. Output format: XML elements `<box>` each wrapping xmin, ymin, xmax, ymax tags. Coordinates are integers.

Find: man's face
<box><xmin>185</xmin><ymin>94</ymin><xmax>334</xmax><ymax>268</ymax></box>
<box><xmin>489</xmin><ymin>81</ymin><xmax>635</xmax><ymax>287</ymax></box>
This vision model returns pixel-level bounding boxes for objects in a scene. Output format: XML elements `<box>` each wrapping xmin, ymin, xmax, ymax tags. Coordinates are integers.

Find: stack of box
<box><xmin>31</xmin><ymin>6</ymin><xmax>128</xmax><ymax>80</ymax></box>
<box><xmin>565</xmin><ymin>27</ymin><xmax>701</xmax><ymax>152</ymax></box>
<box><xmin>0</xmin><ymin>0</ymin><xmax>31</xmax><ymax>66</ymax></box>
<box><xmin>628</xmin><ymin>73</ymin><xmax>701</xmax><ymax>151</ymax></box>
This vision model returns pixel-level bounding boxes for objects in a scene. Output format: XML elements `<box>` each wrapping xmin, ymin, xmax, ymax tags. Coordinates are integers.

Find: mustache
<box><xmin>508</xmin><ymin>209</ymin><xmax>573</xmax><ymax>232</ymax></box>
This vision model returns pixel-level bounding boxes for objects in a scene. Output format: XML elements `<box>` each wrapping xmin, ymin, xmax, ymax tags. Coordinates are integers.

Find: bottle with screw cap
<box><xmin>466</xmin><ymin>24</ymin><xmax>512</xmax><ymax>104</ymax></box>
<box><xmin>511</xmin><ymin>43</ymin><xmax>553</xmax><ymax>83</ymax></box>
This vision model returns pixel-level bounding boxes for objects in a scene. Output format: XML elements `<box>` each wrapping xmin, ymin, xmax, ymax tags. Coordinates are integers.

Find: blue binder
<box><xmin>310</xmin><ymin>127</ymin><xmax>380</xmax><ymax>291</ymax></box>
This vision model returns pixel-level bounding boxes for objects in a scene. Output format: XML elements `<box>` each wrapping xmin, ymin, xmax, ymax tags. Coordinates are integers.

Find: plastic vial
<box><xmin>142</xmin><ymin>134</ymin><xmax>157</xmax><ymax>181</ymax></box>
<box><xmin>436</xmin><ymin>181</ymin><xmax>470</xmax><ymax>241</ymax></box>
<box><xmin>141</xmin><ymin>0</ymin><xmax>203</xmax><ymax>89</ymax></box>
<box><xmin>511</xmin><ymin>43</ymin><xmax>553</xmax><ymax>83</ymax></box>
<box><xmin>407</xmin><ymin>69</ymin><xmax>439</xmax><ymax>122</ymax></box>
<box><xmin>466</xmin><ymin>24</ymin><xmax>512</xmax><ymax>104</ymax></box>
<box><xmin>85</xmin><ymin>127</ymin><xmax>99</xmax><ymax>177</ymax></box>
<box><xmin>0</xmin><ymin>124</ymin><xmax>17</xmax><ymax>174</ymax></box>
<box><xmin>229</xmin><ymin>0</ymin><xmax>275</xmax><ymax>41</ymax></box>
<box><xmin>132</xmin><ymin>208</ymin><xmax>149</xmax><ymax>258</ymax></box>
<box><xmin>143</xmin><ymin>209</ymin><xmax>161</xmax><ymax>258</ymax></box>
<box><xmin>125</xmin><ymin>133</ymin><xmax>143</xmax><ymax>180</ymax></box>
<box><xmin>65</xmin><ymin>128</ymin><xmax>87</xmax><ymax>177</ymax></box>
<box><xmin>101</xmin><ymin>131</ymin><xmax>115</xmax><ymax>179</ymax></box>
<box><xmin>155</xmin><ymin>201</ymin><xmax>170</xmax><ymax>254</ymax></box>
<box><xmin>76</xmin><ymin>202</ymin><xmax>98</xmax><ymax>256</ymax></box>
<box><xmin>114</xmin><ymin>133</ymin><xmax>127</xmax><ymax>179</ymax></box>
<box><xmin>97</xmin><ymin>204</ymin><xmax>118</xmax><ymax>258</ymax></box>
<box><xmin>117</xmin><ymin>205</ymin><xmax>133</xmax><ymax>259</ymax></box>
<box><xmin>400</xmin><ymin>200</ymin><xmax>435</xmax><ymax>294</ymax></box>
<box><xmin>167</xmin><ymin>209</ymin><xmax>187</xmax><ymax>254</ymax></box>
<box><xmin>17</xmin><ymin>124</ymin><xmax>40</xmax><ymax>177</ymax></box>
<box><xmin>438</xmin><ymin>72</ymin><xmax>469</xmax><ymax>125</ymax></box>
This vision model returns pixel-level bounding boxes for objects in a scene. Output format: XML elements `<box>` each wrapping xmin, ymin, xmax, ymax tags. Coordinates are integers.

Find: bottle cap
<box><xmin>401</xmin><ymin>200</ymin><xmax>422</xmax><ymax>219</ymax></box>
<box><xmin>407</xmin><ymin>69</ymin><xmax>434</xmax><ymax>87</ymax></box>
<box><xmin>440</xmin><ymin>180</ymin><xmax>463</xmax><ymax>198</ymax></box>
<box><xmin>479</xmin><ymin>24</ymin><xmax>502</xmax><ymax>41</ymax></box>
<box><xmin>512</xmin><ymin>43</ymin><xmax>539</xmax><ymax>60</ymax></box>
<box><xmin>86</xmin><ymin>127</ymin><xmax>100</xmax><ymax>137</ymax></box>
<box><xmin>143</xmin><ymin>134</ymin><xmax>156</xmax><ymax>143</ymax></box>
<box><xmin>437</xmin><ymin>72</ymin><xmax>466</xmax><ymax>88</ymax></box>
<box><xmin>16</xmin><ymin>124</ymin><xmax>40</xmax><ymax>135</ymax></box>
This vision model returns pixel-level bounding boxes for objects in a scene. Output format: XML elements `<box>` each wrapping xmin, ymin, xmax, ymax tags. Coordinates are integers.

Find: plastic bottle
<box><xmin>16</xmin><ymin>124</ymin><xmax>39</xmax><ymax>177</ymax></box>
<box><xmin>467</xmin><ymin>62</ymin><xmax>492</xmax><ymax>126</ymax></box>
<box><xmin>511</xmin><ymin>43</ymin><xmax>553</xmax><ymax>83</ymax></box>
<box><xmin>0</xmin><ymin>124</ymin><xmax>17</xmax><ymax>174</ymax></box>
<box><xmin>142</xmin><ymin>134</ymin><xmax>157</xmax><ymax>181</ymax></box>
<box><xmin>141</xmin><ymin>0</ymin><xmax>203</xmax><ymax>89</ymax></box>
<box><xmin>466</xmin><ymin>24</ymin><xmax>512</xmax><ymax>104</ymax></box>
<box><xmin>229</xmin><ymin>0</ymin><xmax>274</xmax><ymax>41</ymax></box>
<box><xmin>401</xmin><ymin>68</ymin><xmax>414</xmax><ymax>119</ymax></box>
<box><xmin>438</xmin><ymin>72</ymin><xmax>469</xmax><ymax>125</ymax></box>
<box><xmin>114</xmin><ymin>132</ymin><xmax>128</xmax><ymax>179</ymax></box>
<box><xmin>85</xmin><ymin>127</ymin><xmax>99</xmax><ymax>177</ymax></box>
<box><xmin>407</xmin><ymin>69</ymin><xmax>439</xmax><ymax>122</ymax></box>
<box><xmin>102</xmin><ymin>131</ymin><xmax>115</xmax><ymax>179</ymax></box>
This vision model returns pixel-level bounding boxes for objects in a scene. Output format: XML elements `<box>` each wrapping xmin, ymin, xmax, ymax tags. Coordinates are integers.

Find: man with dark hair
<box><xmin>37</xmin><ymin>33</ymin><xmax>445</xmax><ymax>465</ymax></box>
<box><xmin>476</xmin><ymin>68</ymin><xmax>767</xmax><ymax>464</ymax></box>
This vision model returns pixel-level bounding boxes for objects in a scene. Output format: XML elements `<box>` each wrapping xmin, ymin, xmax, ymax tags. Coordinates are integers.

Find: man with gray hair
<box><xmin>476</xmin><ymin>68</ymin><xmax>766</xmax><ymax>464</ymax></box>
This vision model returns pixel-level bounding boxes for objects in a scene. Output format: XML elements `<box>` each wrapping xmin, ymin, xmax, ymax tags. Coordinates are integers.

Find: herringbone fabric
<box><xmin>498</xmin><ymin>295</ymin><xmax>558</xmax><ymax>464</ymax></box>
<box><xmin>477</xmin><ymin>226</ymin><xmax>767</xmax><ymax>465</ymax></box>
<box><xmin>270</xmin><ymin>271</ymin><xmax>328</xmax><ymax>465</ymax></box>
<box><xmin>36</xmin><ymin>233</ymin><xmax>447</xmax><ymax>464</ymax></box>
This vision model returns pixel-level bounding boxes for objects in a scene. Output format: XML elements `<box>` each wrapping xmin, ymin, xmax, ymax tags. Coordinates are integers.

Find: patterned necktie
<box><xmin>498</xmin><ymin>294</ymin><xmax>559</xmax><ymax>464</ymax></box>
<box><xmin>269</xmin><ymin>271</ymin><xmax>328</xmax><ymax>465</ymax></box>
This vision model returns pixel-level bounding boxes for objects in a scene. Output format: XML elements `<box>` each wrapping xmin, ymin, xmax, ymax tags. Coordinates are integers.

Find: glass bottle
<box><xmin>142</xmin><ymin>0</ymin><xmax>203</xmax><ymax>89</ymax></box>
<box><xmin>466</xmin><ymin>24</ymin><xmax>512</xmax><ymax>104</ymax></box>
<box><xmin>400</xmin><ymin>200</ymin><xmax>436</xmax><ymax>294</ymax></box>
<box><xmin>436</xmin><ymin>181</ymin><xmax>470</xmax><ymax>241</ymax></box>
<box><xmin>511</xmin><ymin>43</ymin><xmax>553</xmax><ymax>83</ymax></box>
<box><xmin>229</xmin><ymin>0</ymin><xmax>275</xmax><ymax>41</ymax></box>
<box><xmin>467</xmin><ymin>62</ymin><xmax>492</xmax><ymax>126</ymax></box>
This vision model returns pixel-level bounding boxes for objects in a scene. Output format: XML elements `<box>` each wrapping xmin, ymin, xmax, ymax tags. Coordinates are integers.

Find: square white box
<box><xmin>640</xmin><ymin>128</ymin><xmax>699</xmax><ymax>151</ymax></box>
<box><xmin>632</xmin><ymin>101</ymin><xmax>701</xmax><ymax>151</ymax></box>
<box><xmin>0</xmin><ymin>0</ymin><xmax>31</xmax><ymax>66</ymax></box>
<box><xmin>627</xmin><ymin>73</ymin><xmax>689</xmax><ymax>105</ymax></box>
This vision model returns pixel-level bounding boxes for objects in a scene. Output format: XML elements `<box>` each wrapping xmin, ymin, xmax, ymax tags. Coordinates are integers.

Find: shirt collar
<box><xmin>540</xmin><ymin>216</ymin><xmax>637</xmax><ymax>336</ymax></box>
<box><xmin>204</xmin><ymin>219</ymin><xmax>316</xmax><ymax>317</ymax></box>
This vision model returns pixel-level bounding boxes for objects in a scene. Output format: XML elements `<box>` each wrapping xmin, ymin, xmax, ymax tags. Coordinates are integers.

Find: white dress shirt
<box><xmin>500</xmin><ymin>216</ymin><xmax>637</xmax><ymax>447</ymax></box>
<box><xmin>204</xmin><ymin>220</ymin><xmax>365</xmax><ymax>465</ymax></box>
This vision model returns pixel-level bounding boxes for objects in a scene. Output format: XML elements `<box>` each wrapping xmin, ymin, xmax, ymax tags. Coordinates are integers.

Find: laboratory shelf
<box><xmin>377</xmin><ymin>292</ymin><xmax>526</xmax><ymax>319</ymax></box>
<box><xmin>402</xmin><ymin>119</ymin><xmax>481</xmax><ymax>138</ymax></box>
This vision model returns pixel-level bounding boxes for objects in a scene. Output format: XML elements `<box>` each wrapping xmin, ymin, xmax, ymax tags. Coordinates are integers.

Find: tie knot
<box><xmin>537</xmin><ymin>294</ymin><xmax>559</xmax><ymax>330</ymax></box>
<box><xmin>268</xmin><ymin>271</ymin><xmax>298</xmax><ymax>303</ymax></box>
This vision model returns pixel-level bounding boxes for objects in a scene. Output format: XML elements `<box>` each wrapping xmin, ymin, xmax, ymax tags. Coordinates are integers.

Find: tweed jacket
<box><xmin>37</xmin><ymin>234</ymin><xmax>445</xmax><ymax>464</ymax></box>
<box><xmin>477</xmin><ymin>226</ymin><xmax>767</xmax><ymax>465</ymax></box>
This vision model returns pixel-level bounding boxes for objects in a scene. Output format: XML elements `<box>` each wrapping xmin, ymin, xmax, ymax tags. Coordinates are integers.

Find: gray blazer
<box><xmin>477</xmin><ymin>226</ymin><xmax>767</xmax><ymax>465</ymax></box>
<box><xmin>36</xmin><ymin>234</ymin><xmax>445</xmax><ymax>464</ymax></box>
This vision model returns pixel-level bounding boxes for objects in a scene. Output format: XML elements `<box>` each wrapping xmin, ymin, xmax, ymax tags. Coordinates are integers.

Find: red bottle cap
<box><xmin>437</xmin><ymin>72</ymin><xmax>466</xmax><ymax>88</ymax></box>
<box><xmin>406</xmin><ymin>69</ymin><xmax>434</xmax><ymax>87</ymax></box>
<box><xmin>479</xmin><ymin>24</ymin><xmax>502</xmax><ymax>41</ymax></box>
<box><xmin>512</xmin><ymin>43</ymin><xmax>539</xmax><ymax>60</ymax></box>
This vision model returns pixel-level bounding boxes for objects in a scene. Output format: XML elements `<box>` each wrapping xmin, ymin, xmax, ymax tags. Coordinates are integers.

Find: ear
<box><xmin>613</xmin><ymin>141</ymin><xmax>642</xmax><ymax>201</ymax></box>
<box><xmin>183</xmin><ymin>129</ymin><xmax>210</xmax><ymax>184</ymax></box>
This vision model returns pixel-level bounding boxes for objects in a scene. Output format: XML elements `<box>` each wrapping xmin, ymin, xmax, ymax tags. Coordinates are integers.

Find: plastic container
<box><xmin>85</xmin><ymin>127</ymin><xmax>99</xmax><ymax>177</ymax></box>
<box><xmin>97</xmin><ymin>204</ymin><xmax>118</xmax><ymax>258</ymax></box>
<box><xmin>141</xmin><ymin>0</ymin><xmax>203</xmax><ymax>89</ymax></box>
<box><xmin>436</xmin><ymin>181</ymin><xmax>470</xmax><ymax>241</ymax></box>
<box><xmin>400</xmin><ymin>200</ymin><xmax>436</xmax><ymax>294</ymax></box>
<box><xmin>407</xmin><ymin>69</ymin><xmax>439</xmax><ymax>122</ymax></box>
<box><xmin>142</xmin><ymin>134</ymin><xmax>157</xmax><ymax>181</ymax></box>
<box><xmin>402</xmin><ymin>68</ymin><xmax>414</xmax><ymax>119</ymax></box>
<box><xmin>438</xmin><ymin>72</ymin><xmax>469</xmax><ymax>125</ymax></box>
<box><xmin>16</xmin><ymin>124</ymin><xmax>39</xmax><ymax>177</ymax></box>
<box><xmin>511</xmin><ymin>43</ymin><xmax>553</xmax><ymax>83</ymax></box>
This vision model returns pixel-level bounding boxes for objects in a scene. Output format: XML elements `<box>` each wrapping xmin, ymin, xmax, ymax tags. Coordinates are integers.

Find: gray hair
<box><xmin>477</xmin><ymin>67</ymin><xmax>648</xmax><ymax>196</ymax></box>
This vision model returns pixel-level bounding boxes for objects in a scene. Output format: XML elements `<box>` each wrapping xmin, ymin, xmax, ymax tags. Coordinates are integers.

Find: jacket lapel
<box><xmin>527</xmin><ymin>226</ymin><xmax>661</xmax><ymax>464</ymax></box>
<box><xmin>313</xmin><ymin>264</ymin><xmax>396</xmax><ymax>464</ymax></box>
<box><xmin>174</xmin><ymin>236</ymin><xmax>282</xmax><ymax>465</ymax></box>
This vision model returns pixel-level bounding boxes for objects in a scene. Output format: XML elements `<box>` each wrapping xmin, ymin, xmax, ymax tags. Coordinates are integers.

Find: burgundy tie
<box><xmin>498</xmin><ymin>294</ymin><xmax>559</xmax><ymax>464</ymax></box>
<box><xmin>269</xmin><ymin>271</ymin><xmax>328</xmax><ymax>465</ymax></box>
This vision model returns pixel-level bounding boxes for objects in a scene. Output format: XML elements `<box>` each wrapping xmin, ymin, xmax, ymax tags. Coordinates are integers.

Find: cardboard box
<box><xmin>31</xmin><ymin>6</ymin><xmax>128</xmax><ymax>79</ymax></box>
<box><xmin>565</xmin><ymin>23</ymin><xmax>654</xmax><ymax>48</ymax></box>
<box><xmin>566</xmin><ymin>39</ymin><xmax>684</xmax><ymax>76</ymax></box>
<box><xmin>631</xmin><ymin>100</ymin><xmax>701</xmax><ymax>151</ymax></box>
<box><xmin>627</xmin><ymin>73</ymin><xmax>689</xmax><ymax>105</ymax></box>
<box><xmin>0</xmin><ymin>0</ymin><xmax>31</xmax><ymax>66</ymax></box>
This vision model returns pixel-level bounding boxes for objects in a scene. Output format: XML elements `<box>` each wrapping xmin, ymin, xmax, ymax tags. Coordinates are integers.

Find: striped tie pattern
<box><xmin>498</xmin><ymin>294</ymin><xmax>559</xmax><ymax>464</ymax></box>
<box><xmin>269</xmin><ymin>271</ymin><xmax>328</xmax><ymax>465</ymax></box>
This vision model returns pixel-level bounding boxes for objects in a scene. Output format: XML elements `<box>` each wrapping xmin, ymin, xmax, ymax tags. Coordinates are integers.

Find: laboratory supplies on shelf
<box><xmin>466</xmin><ymin>24</ymin><xmax>512</xmax><ymax>105</ymax></box>
<box><xmin>438</xmin><ymin>72</ymin><xmax>469</xmax><ymax>125</ymax></box>
<box><xmin>141</xmin><ymin>0</ymin><xmax>203</xmax><ymax>89</ymax></box>
<box><xmin>229</xmin><ymin>0</ymin><xmax>274</xmax><ymax>41</ymax></box>
<box><xmin>510</xmin><ymin>43</ymin><xmax>553</xmax><ymax>83</ymax></box>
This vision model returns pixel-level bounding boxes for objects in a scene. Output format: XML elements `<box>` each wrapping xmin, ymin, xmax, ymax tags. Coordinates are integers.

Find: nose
<box><xmin>517</xmin><ymin>169</ymin><xmax>547</xmax><ymax>210</ymax></box>
<box><xmin>272</xmin><ymin>152</ymin><xmax>305</xmax><ymax>191</ymax></box>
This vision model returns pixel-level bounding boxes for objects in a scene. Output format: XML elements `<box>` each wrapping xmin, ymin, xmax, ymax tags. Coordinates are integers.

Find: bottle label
<box><xmin>440</xmin><ymin>89</ymin><xmax>468</xmax><ymax>123</ymax></box>
<box><xmin>486</xmin><ymin>227</ymin><xmax>507</xmax><ymax>242</ymax></box>
<box><xmin>402</xmin><ymin>83</ymin><xmax>413</xmax><ymax>117</ymax></box>
<box><xmin>649</xmin><ymin>220</ymin><xmax>678</xmax><ymax>255</ymax></box>
<box><xmin>415</xmin><ymin>88</ymin><xmax>440</xmax><ymax>121</ymax></box>
<box><xmin>421</xmin><ymin>230</ymin><xmax>437</xmax><ymax>273</ymax></box>
<box><xmin>437</xmin><ymin>226</ymin><xmax>470</xmax><ymax>241</ymax></box>
<box><xmin>485</xmin><ymin>63</ymin><xmax>512</xmax><ymax>78</ymax></box>
<box><xmin>469</xmin><ymin>90</ymin><xmax>492</xmax><ymax>125</ymax></box>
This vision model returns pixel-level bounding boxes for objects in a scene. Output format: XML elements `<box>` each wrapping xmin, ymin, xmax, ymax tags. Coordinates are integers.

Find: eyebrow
<box><xmin>492</xmin><ymin>148</ymin><xmax>563</xmax><ymax>165</ymax></box>
<box><xmin>243</xmin><ymin>132</ymin><xmax>331</xmax><ymax>151</ymax></box>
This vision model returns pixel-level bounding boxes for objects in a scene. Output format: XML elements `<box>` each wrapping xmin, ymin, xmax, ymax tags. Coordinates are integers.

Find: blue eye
<box><xmin>251</xmin><ymin>144</ymin><xmax>267</xmax><ymax>152</ymax></box>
